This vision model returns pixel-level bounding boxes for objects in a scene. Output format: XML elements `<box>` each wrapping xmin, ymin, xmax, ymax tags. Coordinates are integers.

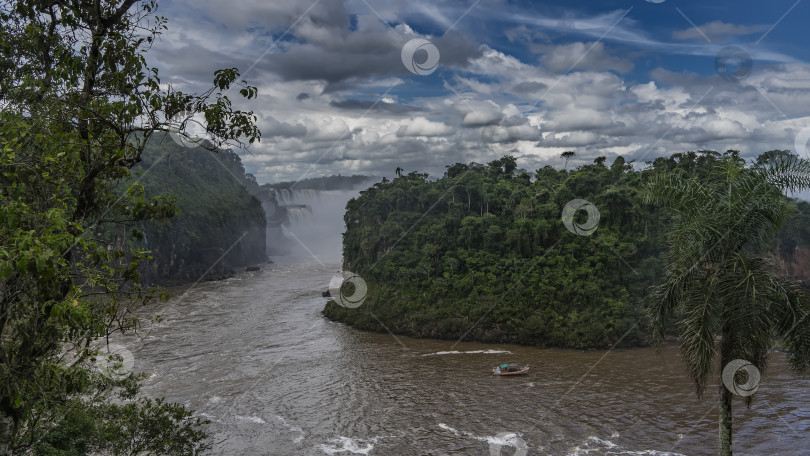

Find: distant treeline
<box><xmin>263</xmin><ymin>174</ymin><xmax>374</xmax><ymax>191</ymax></box>
<box><xmin>323</xmin><ymin>150</ymin><xmax>810</xmax><ymax>349</ymax></box>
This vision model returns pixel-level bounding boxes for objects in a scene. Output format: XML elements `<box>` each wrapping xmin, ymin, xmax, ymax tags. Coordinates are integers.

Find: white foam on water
<box><xmin>317</xmin><ymin>436</ymin><xmax>375</xmax><ymax>455</ymax></box>
<box><xmin>275</xmin><ymin>415</ymin><xmax>306</xmax><ymax>444</ymax></box>
<box><xmin>590</xmin><ymin>436</ymin><xmax>618</xmax><ymax>449</ymax></box>
<box><xmin>439</xmin><ymin>422</ymin><xmax>505</xmax><ymax>442</ymax></box>
<box><xmin>486</xmin><ymin>432</ymin><xmax>528</xmax><ymax>448</ymax></box>
<box><xmin>421</xmin><ymin>349</ymin><xmax>512</xmax><ymax>357</ymax></box>
<box><xmin>438</xmin><ymin>424</ymin><xmax>532</xmax><ymax>452</ymax></box>
<box><xmin>234</xmin><ymin>415</ymin><xmax>266</xmax><ymax>424</ymax></box>
<box><xmin>567</xmin><ymin>434</ymin><xmax>685</xmax><ymax>456</ymax></box>
<box><xmin>438</xmin><ymin>423</ymin><xmax>462</xmax><ymax>436</ymax></box>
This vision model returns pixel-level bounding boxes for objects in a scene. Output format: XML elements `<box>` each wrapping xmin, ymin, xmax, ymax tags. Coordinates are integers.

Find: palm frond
<box><xmin>646</xmin><ymin>154</ymin><xmax>810</xmax><ymax>399</ymax></box>
<box><xmin>771</xmin><ymin>278</ymin><xmax>810</xmax><ymax>374</ymax></box>
<box><xmin>643</xmin><ymin>173</ymin><xmax>712</xmax><ymax>213</ymax></box>
<box><xmin>678</xmin><ymin>284</ymin><xmax>721</xmax><ymax>396</ymax></box>
<box><xmin>755</xmin><ymin>154</ymin><xmax>810</xmax><ymax>193</ymax></box>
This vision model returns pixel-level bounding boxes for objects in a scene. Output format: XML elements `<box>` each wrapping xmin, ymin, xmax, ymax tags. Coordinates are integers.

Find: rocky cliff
<box><xmin>133</xmin><ymin>137</ymin><xmax>267</xmax><ymax>285</ymax></box>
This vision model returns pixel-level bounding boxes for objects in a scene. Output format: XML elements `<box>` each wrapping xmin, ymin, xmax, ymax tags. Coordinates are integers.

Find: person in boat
<box><xmin>494</xmin><ymin>366</ymin><xmax>501</xmax><ymax>374</ymax></box>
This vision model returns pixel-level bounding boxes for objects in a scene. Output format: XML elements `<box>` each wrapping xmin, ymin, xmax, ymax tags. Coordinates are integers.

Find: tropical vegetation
<box><xmin>131</xmin><ymin>138</ymin><xmax>267</xmax><ymax>285</ymax></box>
<box><xmin>0</xmin><ymin>0</ymin><xmax>259</xmax><ymax>453</ymax></box>
<box><xmin>324</xmin><ymin>151</ymin><xmax>810</xmax><ymax>352</ymax></box>
<box><xmin>644</xmin><ymin>152</ymin><xmax>810</xmax><ymax>455</ymax></box>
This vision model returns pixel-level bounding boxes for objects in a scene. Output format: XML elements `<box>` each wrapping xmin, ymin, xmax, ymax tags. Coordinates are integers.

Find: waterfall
<box><xmin>264</xmin><ymin>188</ymin><xmax>361</xmax><ymax>262</ymax></box>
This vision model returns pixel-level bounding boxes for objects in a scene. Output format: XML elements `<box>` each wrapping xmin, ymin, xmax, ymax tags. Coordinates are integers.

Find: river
<box><xmin>110</xmin><ymin>256</ymin><xmax>810</xmax><ymax>456</ymax></box>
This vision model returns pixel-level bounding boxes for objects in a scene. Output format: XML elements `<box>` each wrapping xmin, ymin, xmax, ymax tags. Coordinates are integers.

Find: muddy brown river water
<box><xmin>114</xmin><ymin>258</ymin><xmax>810</xmax><ymax>455</ymax></box>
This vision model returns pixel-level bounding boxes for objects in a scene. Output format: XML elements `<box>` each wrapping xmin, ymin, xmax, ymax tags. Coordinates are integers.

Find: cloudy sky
<box><xmin>151</xmin><ymin>0</ymin><xmax>810</xmax><ymax>184</ymax></box>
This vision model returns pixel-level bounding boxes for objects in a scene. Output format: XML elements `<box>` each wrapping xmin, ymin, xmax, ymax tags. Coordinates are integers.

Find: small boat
<box><xmin>492</xmin><ymin>363</ymin><xmax>530</xmax><ymax>376</ymax></box>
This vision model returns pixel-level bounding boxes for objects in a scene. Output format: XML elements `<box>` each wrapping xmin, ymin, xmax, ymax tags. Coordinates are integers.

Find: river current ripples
<box><xmin>113</xmin><ymin>258</ymin><xmax>810</xmax><ymax>455</ymax></box>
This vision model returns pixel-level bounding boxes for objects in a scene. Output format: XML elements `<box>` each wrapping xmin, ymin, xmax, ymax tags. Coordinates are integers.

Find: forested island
<box><xmin>324</xmin><ymin>150</ymin><xmax>810</xmax><ymax>349</ymax></box>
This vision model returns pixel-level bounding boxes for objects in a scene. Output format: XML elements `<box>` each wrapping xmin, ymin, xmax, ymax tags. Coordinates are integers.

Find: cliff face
<box><xmin>133</xmin><ymin>137</ymin><xmax>267</xmax><ymax>285</ymax></box>
<box><xmin>142</xmin><ymin>201</ymin><xmax>266</xmax><ymax>285</ymax></box>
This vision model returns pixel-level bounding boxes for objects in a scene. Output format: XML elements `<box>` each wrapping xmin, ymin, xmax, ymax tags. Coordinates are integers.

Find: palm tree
<box><xmin>643</xmin><ymin>153</ymin><xmax>810</xmax><ymax>456</ymax></box>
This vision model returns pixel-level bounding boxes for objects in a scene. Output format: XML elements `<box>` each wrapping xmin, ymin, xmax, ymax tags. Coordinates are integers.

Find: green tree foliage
<box><xmin>326</xmin><ymin>156</ymin><xmax>655</xmax><ymax>349</ymax></box>
<box><xmin>644</xmin><ymin>154</ymin><xmax>810</xmax><ymax>456</ymax></box>
<box><xmin>561</xmin><ymin>151</ymin><xmax>575</xmax><ymax>170</ymax></box>
<box><xmin>133</xmin><ymin>138</ymin><xmax>267</xmax><ymax>285</ymax></box>
<box><xmin>0</xmin><ymin>0</ymin><xmax>259</xmax><ymax>453</ymax></box>
<box><xmin>324</xmin><ymin>151</ymin><xmax>810</xmax><ymax>353</ymax></box>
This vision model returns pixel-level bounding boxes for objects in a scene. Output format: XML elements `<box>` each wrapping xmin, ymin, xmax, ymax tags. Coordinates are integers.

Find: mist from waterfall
<box><xmin>264</xmin><ymin>188</ymin><xmax>365</xmax><ymax>264</ymax></box>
